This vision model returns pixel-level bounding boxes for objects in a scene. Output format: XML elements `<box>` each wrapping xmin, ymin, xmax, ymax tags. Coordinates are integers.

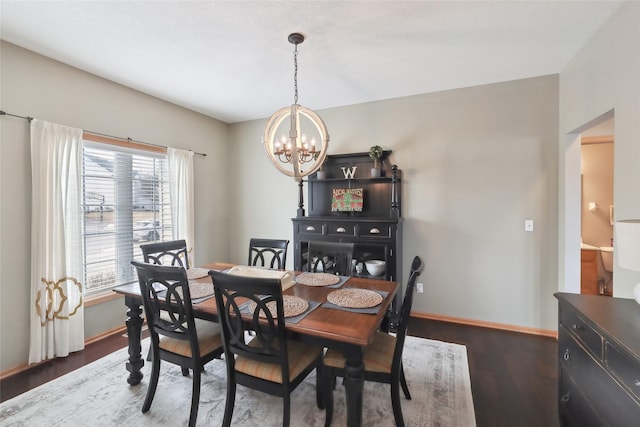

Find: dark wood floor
<box><xmin>409</xmin><ymin>319</ymin><xmax>559</xmax><ymax>427</ymax></box>
<box><xmin>1</xmin><ymin>318</ymin><xmax>559</xmax><ymax>426</ymax></box>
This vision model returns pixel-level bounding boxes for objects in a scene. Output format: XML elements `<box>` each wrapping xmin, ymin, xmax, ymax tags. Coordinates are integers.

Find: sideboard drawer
<box><xmin>560</xmin><ymin>304</ymin><xmax>603</xmax><ymax>360</ymax></box>
<box><xmin>606</xmin><ymin>341</ymin><xmax>640</xmax><ymax>402</ymax></box>
<box><xmin>295</xmin><ymin>222</ymin><xmax>324</xmax><ymax>235</ymax></box>
<box><xmin>560</xmin><ymin>327</ymin><xmax>640</xmax><ymax>425</ymax></box>
<box><xmin>559</xmin><ymin>370</ymin><xmax>604</xmax><ymax>427</ymax></box>
<box><xmin>326</xmin><ymin>222</ymin><xmax>356</xmax><ymax>237</ymax></box>
<box><xmin>357</xmin><ymin>222</ymin><xmax>392</xmax><ymax>239</ymax></box>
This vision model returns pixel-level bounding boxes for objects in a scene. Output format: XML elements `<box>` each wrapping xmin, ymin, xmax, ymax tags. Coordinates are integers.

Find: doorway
<box><xmin>580</xmin><ymin>116</ymin><xmax>614</xmax><ymax>295</ymax></box>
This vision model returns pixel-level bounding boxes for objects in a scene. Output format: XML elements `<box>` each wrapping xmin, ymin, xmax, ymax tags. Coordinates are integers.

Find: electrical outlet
<box><xmin>416</xmin><ymin>282</ymin><xmax>424</xmax><ymax>293</ymax></box>
<box><xmin>525</xmin><ymin>220</ymin><xmax>534</xmax><ymax>232</ymax></box>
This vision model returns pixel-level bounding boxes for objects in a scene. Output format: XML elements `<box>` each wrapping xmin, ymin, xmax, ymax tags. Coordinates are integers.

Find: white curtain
<box><xmin>168</xmin><ymin>148</ymin><xmax>195</xmax><ymax>263</ymax></box>
<box><xmin>29</xmin><ymin>119</ymin><xmax>84</xmax><ymax>364</ymax></box>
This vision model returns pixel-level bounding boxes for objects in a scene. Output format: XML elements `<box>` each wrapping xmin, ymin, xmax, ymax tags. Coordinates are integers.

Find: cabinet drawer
<box><xmin>560</xmin><ymin>304</ymin><xmax>603</xmax><ymax>360</ymax></box>
<box><xmin>559</xmin><ymin>369</ymin><xmax>604</xmax><ymax>427</ymax></box>
<box><xmin>326</xmin><ymin>222</ymin><xmax>356</xmax><ymax>236</ymax></box>
<box><xmin>606</xmin><ymin>341</ymin><xmax>640</xmax><ymax>402</ymax></box>
<box><xmin>560</xmin><ymin>328</ymin><xmax>640</xmax><ymax>425</ymax></box>
<box><xmin>295</xmin><ymin>222</ymin><xmax>324</xmax><ymax>235</ymax></box>
<box><xmin>358</xmin><ymin>223</ymin><xmax>392</xmax><ymax>238</ymax></box>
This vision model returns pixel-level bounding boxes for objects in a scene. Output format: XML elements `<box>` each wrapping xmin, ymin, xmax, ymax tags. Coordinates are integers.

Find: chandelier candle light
<box><xmin>262</xmin><ymin>33</ymin><xmax>330</xmax><ymax>216</ymax></box>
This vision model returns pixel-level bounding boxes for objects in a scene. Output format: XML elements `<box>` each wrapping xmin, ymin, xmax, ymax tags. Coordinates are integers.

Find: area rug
<box><xmin>0</xmin><ymin>336</ymin><xmax>476</xmax><ymax>426</ymax></box>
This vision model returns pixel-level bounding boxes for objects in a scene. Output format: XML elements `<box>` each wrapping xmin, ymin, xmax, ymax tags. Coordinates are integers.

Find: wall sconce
<box><xmin>615</xmin><ymin>219</ymin><xmax>640</xmax><ymax>304</ymax></box>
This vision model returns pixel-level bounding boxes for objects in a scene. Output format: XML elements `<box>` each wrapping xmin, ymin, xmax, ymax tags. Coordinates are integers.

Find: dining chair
<box><xmin>307</xmin><ymin>241</ymin><xmax>354</xmax><ymax>276</ymax></box>
<box><xmin>140</xmin><ymin>239</ymin><xmax>190</xmax><ymax>268</ymax></box>
<box><xmin>131</xmin><ymin>261</ymin><xmax>223</xmax><ymax>427</ymax></box>
<box><xmin>248</xmin><ymin>238</ymin><xmax>289</xmax><ymax>269</ymax></box>
<box><xmin>209</xmin><ymin>269</ymin><xmax>326</xmax><ymax>427</ymax></box>
<box><xmin>322</xmin><ymin>255</ymin><xmax>424</xmax><ymax>427</ymax></box>
<box><xmin>139</xmin><ymin>239</ymin><xmax>191</xmax><ymax>362</ymax></box>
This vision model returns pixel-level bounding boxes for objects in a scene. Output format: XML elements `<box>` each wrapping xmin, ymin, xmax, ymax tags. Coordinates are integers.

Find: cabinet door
<box><xmin>580</xmin><ymin>249</ymin><xmax>600</xmax><ymax>295</ymax></box>
<box><xmin>353</xmin><ymin>243</ymin><xmax>392</xmax><ymax>280</ymax></box>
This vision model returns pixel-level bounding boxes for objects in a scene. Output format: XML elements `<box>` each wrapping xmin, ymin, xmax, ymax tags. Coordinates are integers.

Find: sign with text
<box><xmin>331</xmin><ymin>188</ymin><xmax>364</xmax><ymax>212</ymax></box>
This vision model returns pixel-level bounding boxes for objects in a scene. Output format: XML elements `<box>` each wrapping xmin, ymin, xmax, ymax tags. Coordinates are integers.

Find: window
<box><xmin>81</xmin><ymin>137</ymin><xmax>172</xmax><ymax>296</ymax></box>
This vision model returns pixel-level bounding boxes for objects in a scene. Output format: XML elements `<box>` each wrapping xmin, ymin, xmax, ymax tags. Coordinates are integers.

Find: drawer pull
<box><xmin>563</xmin><ymin>349</ymin><xmax>570</xmax><ymax>361</ymax></box>
<box><xmin>635</xmin><ymin>380</ymin><xmax>640</xmax><ymax>388</ymax></box>
<box><xmin>560</xmin><ymin>393</ymin><xmax>570</xmax><ymax>403</ymax></box>
<box><xmin>337</xmin><ymin>227</ymin><xmax>346</xmax><ymax>233</ymax></box>
<box><xmin>369</xmin><ymin>227</ymin><xmax>381</xmax><ymax>234</ymax></box>
<box><xmin>306</xmin><ymin>226</ymin><xmax>316</xmax><ymax>231</ymax></box>
<box><xmin>572</xmin><ymin>324</ymin><xmax>584</xmax><ymax>331</ymax></box>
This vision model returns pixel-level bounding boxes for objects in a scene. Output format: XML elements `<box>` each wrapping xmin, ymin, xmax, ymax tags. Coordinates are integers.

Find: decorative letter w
<box><xmin>341</xmin><ymin>166</ymin><xmax>357</xmax><ymax>179</ymax></box>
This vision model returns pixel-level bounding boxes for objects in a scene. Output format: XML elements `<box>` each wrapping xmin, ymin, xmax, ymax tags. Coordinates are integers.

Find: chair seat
<box><xmin>324</xmin><ymin>331</ymin><xmax>396</xmax><ymax>374</ymax></box>
<box><xmin>235</xmin><ymin>339</ymin><xmax>322</xmax><ymax>383</ymax></box>
<box><xmin>159</xmin><ymin>319</ymin><xmax>222</xmax><ymax>357</ymax></box>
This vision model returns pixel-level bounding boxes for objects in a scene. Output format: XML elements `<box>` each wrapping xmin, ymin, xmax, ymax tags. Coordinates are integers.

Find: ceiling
<box><xmin>0</xmin><ymin>1</ymin><xmax>624</xmax><ymax>124</ymax></box>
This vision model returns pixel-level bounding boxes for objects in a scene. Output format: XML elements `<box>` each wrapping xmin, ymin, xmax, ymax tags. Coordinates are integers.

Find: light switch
<box><xmin>525</xmin><ymin>220</ymin><xmax>534</xmax><ymax>232</ymax></box>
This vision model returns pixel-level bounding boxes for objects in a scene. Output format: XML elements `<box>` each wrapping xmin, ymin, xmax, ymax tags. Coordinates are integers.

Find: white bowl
<box><xmin>365</xmin><ymin>260</ymin><xmax>386</xmax><ymax>276</ymax></box>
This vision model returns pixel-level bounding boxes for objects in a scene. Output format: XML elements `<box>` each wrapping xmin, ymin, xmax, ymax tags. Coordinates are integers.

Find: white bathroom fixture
<box><xmin>600</xmin><ymin>246</ymin><xmax>614</xmax><ymax>273</ymax></box>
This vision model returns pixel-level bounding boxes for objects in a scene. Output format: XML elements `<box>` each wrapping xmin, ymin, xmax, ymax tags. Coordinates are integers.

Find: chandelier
<box><xmin>263</xmin><ymin>33</ymin><xmax>330</xmax><ymax>182</ymax></box>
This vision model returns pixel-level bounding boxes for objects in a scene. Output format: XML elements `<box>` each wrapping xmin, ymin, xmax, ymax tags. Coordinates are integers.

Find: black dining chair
<box><xmin>209</xmin><ymin>269</ymin><xmax>326</xmax><ymax>427</ymax></box>
<box><xmin>139</xmin><ymin>239</ymin><xmax>191</xmax><ymax>362</ymax></box>
<box><xmin>140</xmin><ymin>239</ymin><xmax>190</xmax><ymax>268</ymax></box>
<box><xmin>322</xmin><ymin>255</ymin><xmax>424</xmax><ymax>427</ymax></box>
<box><xmin>131</xmin><ymin>261</ymin><xmax>224</xmax><ymax>427</ymax></box>
<box><xmin>307</xmin><ymin>241</ymin><xmax>354</xmax><ymax>276</ymax></box>
<box><xmin>248</xmin><ymin>238</ymin><xmax>289</xmax><ymax>269</ymax></box>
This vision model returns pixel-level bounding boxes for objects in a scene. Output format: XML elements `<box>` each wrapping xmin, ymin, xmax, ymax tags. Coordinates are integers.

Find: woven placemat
<box><xmin>296</xmin><ymin>272</ymin><xmax>341</xmax><ymax>287</ymax></box>
<box><xmin>326</xmin><ymin>288</ymin><xmax>383</xmax><ymax>309</ymax></box>
<box><xmin>248</xmin><ymin>295</ymin><xmax>309</xmax><ymax>318</ymax></box>
<box><xmin>186</xmin><ymin>267</ymin><xmax>210</xmax><ymax>280</ymax></box>
<box><xmin>174</xmin><ymin>282</ymin><xmax>214</xmax><ymax>300</ymax></box>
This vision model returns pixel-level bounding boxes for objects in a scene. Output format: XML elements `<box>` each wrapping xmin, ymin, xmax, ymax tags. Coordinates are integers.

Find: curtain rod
<box><xmin>0</xmin><ymin>110</ymin><xmax>207</xmax><ymax>157</ymax></box>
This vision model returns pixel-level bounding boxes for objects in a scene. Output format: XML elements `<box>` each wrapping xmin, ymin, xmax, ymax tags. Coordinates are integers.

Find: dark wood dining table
<box><xmin>113</xmin><ymin>262</ymin><xmax>399</xmax><ymax>427</ymax></box>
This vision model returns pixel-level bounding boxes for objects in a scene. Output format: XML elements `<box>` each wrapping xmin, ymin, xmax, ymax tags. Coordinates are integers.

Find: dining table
<box><xmin>113</xmin><ymin>262</ymin><xmax>399</xmax><ymax>427</ymax></box>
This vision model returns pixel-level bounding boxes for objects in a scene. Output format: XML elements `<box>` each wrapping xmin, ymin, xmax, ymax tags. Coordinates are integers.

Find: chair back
<box><xmin>393</xmin><ymin>256</ymin><xmax>424</xmax><ymax>368</ymax></box>
<box><xmin>131</xmin><ymin>261</ymin><xmax>200</xmax><ymax>356</ymax></box>
<box><xmin>209</xmin><ymin>270</ymin><xmax>291</xmax><ymax>383</ymax></box>
<box><xmin>307</xmin><ymin>241</ymin><xmax>354</xmax><ymax>276</ymax></box>
<box><xmin>140</xmin><ymin>239</ymin><xmax>190</xmax><ymax>268</ymax></box>
<box><xmin>248</xmin><ymin>238</ymin><xmax>289</xmax><ymax>269</ymax></box>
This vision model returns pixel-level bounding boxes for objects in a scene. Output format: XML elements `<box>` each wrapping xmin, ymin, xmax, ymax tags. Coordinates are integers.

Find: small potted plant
<box><xmin>369</xmin><ymin>145</ymin><xmax>383</xmax><ymax>177</ymax></box>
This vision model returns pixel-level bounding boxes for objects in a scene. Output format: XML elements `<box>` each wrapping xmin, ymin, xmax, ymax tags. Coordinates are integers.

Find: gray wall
<box><xmin>0</xmin><ymin>41</ymin><xmax>230</xmax><ymax>371</ymax></box>
<box><xmin>229</xmin><ymin>76</ymin><xmax>560</xmax><ymax>332</ymax></box>
<box><xmin>558</xmin><ymin>1</ymin><xmax>640</xmax><ymax>296</ymax></box>
<box><xmin>1</xmin><ymin>1</ymin><xmax>639</xmax><ymax>374</ymax></box>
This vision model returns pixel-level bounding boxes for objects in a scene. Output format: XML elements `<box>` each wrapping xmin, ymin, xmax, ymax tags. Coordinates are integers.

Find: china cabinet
<box><xmin>292</xmin><ymin>151</ymin><xmax>403</xmax><ymax>326</ymax></box>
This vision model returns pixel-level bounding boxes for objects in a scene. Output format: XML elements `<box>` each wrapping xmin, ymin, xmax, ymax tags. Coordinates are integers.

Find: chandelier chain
<box><xmin>293</xmin><ymin>43</ymin><xmax>298</xmax><ymax>105</ymax></box>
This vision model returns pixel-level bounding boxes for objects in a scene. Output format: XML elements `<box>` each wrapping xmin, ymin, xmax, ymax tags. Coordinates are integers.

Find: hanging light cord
<box><xmin>0</xmin><ymin>109</ymin><xmax>206</xmax><ymax>156</ymax></box>
<box><xmin>293</xmin><ymin>42</ymin><xmax>299</xmax><ymax>105</ymax></box>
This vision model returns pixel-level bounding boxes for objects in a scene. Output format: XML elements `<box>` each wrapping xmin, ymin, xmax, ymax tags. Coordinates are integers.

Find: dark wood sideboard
<box><xmin>555</xmin><ymin>292</ymin><xmax>640</xmax><ymax>425</ymax></box>
<box><xmin>293</xmin><ymin>151</ymin><xmax>403</xmax><ymax>327</ymax></box>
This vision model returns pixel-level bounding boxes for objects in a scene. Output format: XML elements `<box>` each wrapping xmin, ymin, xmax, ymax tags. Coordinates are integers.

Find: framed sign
<box><xmin>331</xmin><ymin>188</ymin><xmax>363</xmax><ymax>212</ymax></box>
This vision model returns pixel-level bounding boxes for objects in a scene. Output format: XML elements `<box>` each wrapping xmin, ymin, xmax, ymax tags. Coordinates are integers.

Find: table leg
<box><xmin>343</xmin><ymin>347</ymin><xmax>365</xmax><ymax>427</ymax></box>
<box><xmin>124</xmin><ymin>295</ymin><xmax>144</xmax><ymax>385</ymax></box>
